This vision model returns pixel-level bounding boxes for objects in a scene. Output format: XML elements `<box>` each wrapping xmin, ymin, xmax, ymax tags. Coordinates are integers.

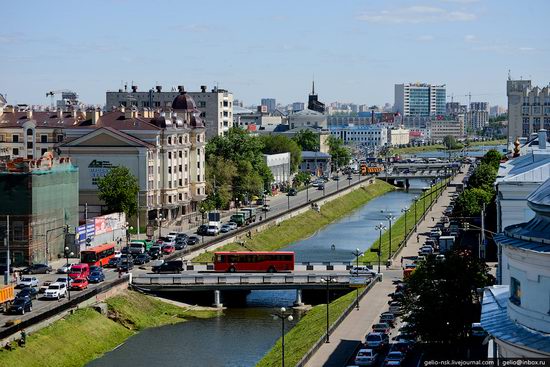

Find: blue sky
<box><xmin>1</xmin><ymin>0</ymin><xmax>548</xmax><ymax>108</ymax></box>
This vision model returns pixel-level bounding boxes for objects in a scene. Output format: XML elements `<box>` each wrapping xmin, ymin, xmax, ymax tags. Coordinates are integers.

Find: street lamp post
<box><xmin>306</xmin><ymin>178</ymin><xmax>310</xmax><ymax>202</ymax></box>
<box><xmin>273</xmin><ymin>307</ymin><xmax>294</xmax><ymax>367</ymax></box>
<box><xmin>351</xmin><ymin>248</ymin><xmax>362</xmax><ymax>310</ymax></box>
<box><xmin>287</xmin><ymin>191</ymin><xmax>290</xmax><ymax>210</ymax></box>
<box><xmin>125</xmin><ymin>222</ymin><xmax>133</xmax><ymax>270</ymax></box>
<box><xmin>375</xmin><ymin>223</ymin><xmax>386</xmax><ymax>273</ymax></box>
<box><xmin>385</xmin><ymin>213</ymin><xmax>394</xmax><ymax>259</ymax></box>
<box><xmin>157</xmin><ymin>213</ymin><xmax>164</xmax><ymax>237</ymax></box>
<box><xmin>414</xmin><ymin>196</ymin><xmax>418</xmax><ymax>229</ymax></box>
<box><xmin>322</xmin><ymin>276</ymin><xmax>336</xmax><ymax>343</ymax></box>
<box><xmin>64</xmin><ymin>246</ymin><xmax>74</xmax><ymax>301</ymax></box>
<box><xmin>401</xmin><ymin>207</ymin><xmax>409</xmax><ymax>238</ymax></box>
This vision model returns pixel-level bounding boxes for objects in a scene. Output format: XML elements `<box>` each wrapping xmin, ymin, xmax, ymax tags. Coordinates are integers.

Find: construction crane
<box><xmin>46</xmin><ymin>90</ymin><xmax>78</xmax><ymax>109</ymax></box>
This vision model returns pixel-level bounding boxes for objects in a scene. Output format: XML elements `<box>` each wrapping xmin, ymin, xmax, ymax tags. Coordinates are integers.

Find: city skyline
<box><xmin>1</xmin><ymin>0</ymin><xmax>548</xmax><ymax>107</ymax></box>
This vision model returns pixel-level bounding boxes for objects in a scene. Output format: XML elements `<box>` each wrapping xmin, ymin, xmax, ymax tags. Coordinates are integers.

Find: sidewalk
<box><xmin>304</xmin><ymin>168</ymin><xmax>468</xmax><ymax>367</ymax></box>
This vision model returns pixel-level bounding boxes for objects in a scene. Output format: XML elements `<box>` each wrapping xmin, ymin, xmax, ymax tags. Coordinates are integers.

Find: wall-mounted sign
<box><xmin>89</xmin><ymin>159</ymin><xmax>117</xmax><ymax>185</ymax></box>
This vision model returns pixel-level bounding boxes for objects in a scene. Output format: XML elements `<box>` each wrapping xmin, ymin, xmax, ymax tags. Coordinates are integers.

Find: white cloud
<box><xmin>357</xmin><ymin>6</ymin><xmax>476</xmax><ymax>24</ymax></box>
<box><xmin>519</xmin><ymin>47</ymin><xmax>535</xmax><ymax>52</ymax></box>
<box><xmin>440</xmin><ymin>0</ymin><xmax>481</xmax><ymax>3</ymax></box>
<box><xmin>464</xmin><ymin>34</ymin><xmax>476</xmax><ymax>42</ymax></box>
<box><xmin>416</xmin><ymin>35</ymin><xmax>435</xmax><ymax>42</ymax></box>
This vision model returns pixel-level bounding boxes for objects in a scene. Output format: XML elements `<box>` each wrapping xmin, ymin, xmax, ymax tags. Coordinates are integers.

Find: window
<box><xmin>13</xmin><ymin>221</ymin><xmax>24</xmax><ymax>241</ymax></box>
<box><xmin>197</xmin><ymin>175</ymin><xmax>200</xmax><ymax>181</ymax></box>
<box><xmin>168</xmin><ymin>152</ymin><xmax>172</xmax><ymax>159</ymax></box>
<box><xmin>179</xmin><ymin>151</ymin><xmax>182</xmax><ymax>158</ymax></box>
<box><xmin>12</xmin><ymin>134</ymin><xmax>19</xmax><ymax>143</ymax></box>
<box><xmin>168</xmin><ymin>137</ymin><xmax>172</xmax><ymax>145</ymax></box>
<box><xmin>57</xmin><ymin>134</ymin><xmax>63</xmax><ymax>142</ymax></box>
<box><xmin>27</xmin><ymin>142</ymin><xmax>33</xmax><ymax>149</ymax></box>
<box><xmin>179</xmin><ymin>136</ymin><xmax>182</xmax><ymax>144</ymax></box>
<box><xmin>41</xmin><ymin>148</ymin><xmax>47</xmax><ymax>155</ymax></box>
<box><xmin>179</xmin><ymin>179</ymin><xmax>183</xmax><ymax>186</ymax></box>
<box><xmin>26</xmin><ymin>128</ymin><xmax>33</xmax><ymax>136</ymax></box>
<box><xmin>0</xmin><ymin>135</ymin><xmax>4</xmax><ymax>142</ymax></box>
<box><xmin>179</xmin><ymin>193</ymin><xmax>183</xmax><ymax>200</ymax></box>
<box><xmin>13</xmin><ymin>148</ymin><xmax>19</xmax><ymax>155</ymax></box>
<box><xmin>197</xmin><ymin>162</ymin><xmax>200</xmax><ymax>168</ymax></box>
<box><xmin>510</xmin><ymin>277</ymin><xmax>521</xmax><ymax>305</ymax></box>
<box><xmin>168</xmin><ymin>167</ymin><xmax>171</xmax><ymax>174</ymax></box>
<box><xmin>40</xmin><ymin>134</ymin><xmax>47</xmax><ymax>143</ymax></box>
<box><xmin>198</xmin><ymin>101</ymin><xmax>206</xmax><ymax>108</ymax></box>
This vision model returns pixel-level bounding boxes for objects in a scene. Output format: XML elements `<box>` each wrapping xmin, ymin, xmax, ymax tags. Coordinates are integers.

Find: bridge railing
<box><xmin>132</xmin><ymin>273</ymin><xmax>356</xmax><ymax>286</ymax></box>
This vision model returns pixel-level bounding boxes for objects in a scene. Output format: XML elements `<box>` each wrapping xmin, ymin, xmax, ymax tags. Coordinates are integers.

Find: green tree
<box><xmin>261</xmin><ymin>134</ymin><xmax>302</xmax><ymax>173</ymax></box>
<box><xmin>327</xmin><ymin>136</ymin><xmax>351</xmax><ymax>169</ymax></box>
<box><xmin>454</xmin><ymin>187</ymin><xmax>493</xmax><ymax>216</ymax></box>
<box><xmin>292</xmin><ymin>129</ymin><xmax>319</xmax><ymax>151</ymax></box>
<box><xmin>468</xmin><ymin>163</ymin><xmax>497</xmax><ymax>192</ymax></box>
<box><xmin>292</xmin><ymin>171</ymin><xmax>310</xmax><ymax>187</ymax></box>
<box><xmin>481</xmin><ymin>149</ymin><xmax>502</xmax><ymax>170</ymax></box>
<box><xmin>443</xmin><ymin>135</ymin><xmax>462</xmax><ymax>150</ymax></box>
<box><xmin>205</xmin><ymin>156</ymin><xmax>238</xmax><ymax>209</ymax></box>
<box><xmin>403</xmin><ymin>249</ymin><xmax>491</xmax><ymax>344</ymax></box>
<box><xmin>96</xmin><ymin>166</ymin><xmax>139</xmax><ymax>217</ymax></box>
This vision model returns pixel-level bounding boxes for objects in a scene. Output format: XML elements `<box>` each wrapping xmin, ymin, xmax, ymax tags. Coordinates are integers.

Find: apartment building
<box><xmin>58</xmin><ymin>91</ymin><xmax>206</xmax><ymax>224</ymax></box>
<box><xmin>105</xmin><ymin>85</ymin><xmax>233</xmax><ymax>139</ymax></box>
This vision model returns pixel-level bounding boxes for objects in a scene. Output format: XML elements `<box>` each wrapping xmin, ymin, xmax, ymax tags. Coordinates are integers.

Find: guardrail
<box><xmin>294</xmin><ymin>274</ymin><xmax>381</xmax><ymax>367</ymax></box>
<box><xmin>0</xmin><ymin>277</ymin><xmax>128</xmax><ymax>341</ymax></box>
<box><xmin>165</xmin><ymin>175</ymin><xmax>374</xmax><ymax>261</ymax></box>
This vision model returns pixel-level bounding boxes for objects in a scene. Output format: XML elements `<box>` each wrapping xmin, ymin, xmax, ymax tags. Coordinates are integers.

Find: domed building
<box><xmin>481</xmin><ymin>178</ymin><xmax>550</xmax><ymax>358</ymax></box>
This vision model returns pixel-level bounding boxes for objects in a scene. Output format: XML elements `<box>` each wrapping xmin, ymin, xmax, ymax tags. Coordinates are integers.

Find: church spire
<box><xmin>312</xmin><ymin>79</ymin><xmax>315</xmax><ymax>95</ymax></box>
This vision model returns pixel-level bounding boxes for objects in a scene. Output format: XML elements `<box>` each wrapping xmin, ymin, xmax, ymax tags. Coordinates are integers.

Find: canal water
<box><xmin>88</xmin><ymin>191</ymin><xmax>417</xmax><ymax>367</ymax></box>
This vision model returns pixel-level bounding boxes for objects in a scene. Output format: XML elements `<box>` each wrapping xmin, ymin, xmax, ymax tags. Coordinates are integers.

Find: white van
<box><xmin>129</xmin><ymin>241</ymin><xmax>145</xmax><ymax>254</ymax></box>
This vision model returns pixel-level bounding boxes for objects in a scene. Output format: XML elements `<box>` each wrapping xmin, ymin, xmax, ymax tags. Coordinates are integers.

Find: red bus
<box><xmin>80</xmin><ymin>243</ymin><xmax>116</xmax><ymax>267</ymax></box>
<box><xmin>213</xmin><ymin>251</ymin><xmax>295</xmax><ymax>273</ymax></box>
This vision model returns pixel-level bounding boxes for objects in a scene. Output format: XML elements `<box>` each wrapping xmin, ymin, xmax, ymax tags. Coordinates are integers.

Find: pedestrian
<box><xmin>118</xmin><ymin>268</ymin><xmax>122</xmax><ymax>279</ymax></box>
<box><xmin>417</xmin><ymin>235</ymin><xmax>420</xmax><ymax>243</ymax></box>
<box><xmin>432</xmin><ymin>216</ymin><xmax>435</xmax><ymax>222</ymax></box>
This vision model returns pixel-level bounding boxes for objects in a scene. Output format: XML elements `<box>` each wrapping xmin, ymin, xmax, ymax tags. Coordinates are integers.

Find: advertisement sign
<box><xmin>76</xmin><ymin>221</ymin><xmax>95</xmax><ymax>250</ymax></box>
<box><xmin>94</xmin><ymin>213</ymin><xmax>124</xmax><ymax>236</ymax></box>
<box><xmin>88</xmin><ymin>160</ymin><xmax>117</xmax><ymax>185</ymax></box>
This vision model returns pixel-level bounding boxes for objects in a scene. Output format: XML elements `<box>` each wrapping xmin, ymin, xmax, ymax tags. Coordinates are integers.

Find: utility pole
<box><xmin>4</xmin><ymin>215</ymin><xmax>10</xmax><ymax>285</ymax></box>
<box><xmin>136</xmin><ymin>193</ymin><xmax>140</xmax><ymax>239</ymax></box>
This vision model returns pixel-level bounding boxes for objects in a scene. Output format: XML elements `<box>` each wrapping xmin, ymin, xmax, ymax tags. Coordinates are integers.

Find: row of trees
<box><xmin>204</xmin><ymin>127</ymin><xmax>350</xmax><ymax>210</ymax></box>
<box><xmin>454</xmin><ymin>149</ymin><xmax>502</xmax><ymax>217</ymax></box>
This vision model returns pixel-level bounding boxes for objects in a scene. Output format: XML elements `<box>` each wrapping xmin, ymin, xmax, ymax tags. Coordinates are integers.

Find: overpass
<box><xmin>131</xmin><ymin>264</ymin><xmax>375</xmax><ymax>307</ymax></box>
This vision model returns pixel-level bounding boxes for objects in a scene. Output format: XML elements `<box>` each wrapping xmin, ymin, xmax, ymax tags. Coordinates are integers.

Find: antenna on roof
<box><xmin>508</xmin><ymin>69</ymin><xmax>512</xmax><ymax>81</ymax></box>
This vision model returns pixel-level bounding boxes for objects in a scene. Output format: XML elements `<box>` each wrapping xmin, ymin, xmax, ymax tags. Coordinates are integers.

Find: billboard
<box><xmin>94</xmin><ymin>213</ymin><xmax>125</xmax><ymax>236</ymax></box>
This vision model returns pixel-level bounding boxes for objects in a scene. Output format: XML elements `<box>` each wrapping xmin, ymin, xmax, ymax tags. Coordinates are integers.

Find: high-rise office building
<box><xmin>261</xmin><ymin>98</ymin><xmax>276</xmax><ymax>113</ymax></box>
<box><xmin>394</xmin><ymin>83</ymin><xmax>446</xmax><ymax>117</ymax></box>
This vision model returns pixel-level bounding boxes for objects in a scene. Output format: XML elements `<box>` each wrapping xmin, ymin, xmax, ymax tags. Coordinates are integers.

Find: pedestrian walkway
<box><xmin>304</xmin><ymin>167</ymin><xmax>469</xmax><ymax>367</ymax></box>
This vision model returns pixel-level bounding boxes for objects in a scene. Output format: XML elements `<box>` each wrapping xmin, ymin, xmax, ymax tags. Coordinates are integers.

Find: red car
<box><xmin>70</xmin><ymin>277</ymin><xmax>89</xmax><ymax>290</ymax></box>
<box><xmin>162</xmin><ymin>244</ymin><xmax>175</xmax><ymax>254</ymax></box>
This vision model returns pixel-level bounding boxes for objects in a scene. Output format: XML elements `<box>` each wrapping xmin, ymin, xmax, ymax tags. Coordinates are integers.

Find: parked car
<box><xmin>372</xmin><ymin>323</ymin><xmax>391</xmax><ymax>334</ymax></box>
<box><xmin>197</xmin><ymin>225</ymin><xmax>209</xmax><ymax>235</ymax></box>
<box><xmin>22</xmin><ymin>263</ymin><xmax>52</xmax><ymax>274</ymax></box>
<box><xmin>391</xmin><ymin>341</ymin><xmax>412</xmax><ymax>356</ymax></box>
<box><xmin>88</xmin><ymin>270</ymin><xmax>105</xmax><ymax>283</ymax></box>
<box><xmin>471</xmin><ymin>322</ymin><xmax>488</xmax><ymax>337</ymax></box>
<box><xmin>187</xmin><ymin>236</ymin><xmax>200</xmax><ymax>246</ymax></box>
<box><xmin>9</xmin><ymin>297</ymin><xmax>32</xmax><ymax>314</ymax></box>
<box><xmin>383</xmin><ymin>351</ymin><xmax>404</xmax><ymax>366</ymax></box>
<box><xmin>365</xmin><ymin>332</ymin><xmax>389</xmax><ymax>350</ymax></box>
<box><xmin>206</xmin><ymin>225</ymin><xmax>220</xmax><ymax>236</ymax></box>
<box><xmin>379</xmin><ymin>312</ymin><xmax>396</xmax><ymax>327</ymax></box>
<box><xmin>57</xmin><ymin>264</ymin><xmax>72</xmax><ymax>274</ymax></box>
<box><xmin>17</xmin><ymin>276</ymin><xmax>38</xmax><ymax>288</ymax></box>
<box><xmin>44</xmin><ymin>282</ymin><xmax>67</xmax><ymax>300</ymax></box>
<box><xmin>354</xmin><ymin>348</ymin><xmax>378</xmax><ymax>366</ymax></box>
<box><xmin>152</xmin><ymin>260</ymin><xmax>184</xmax><ymax>274</ymax></box>
<box><xmin>56</xmin><ymin>277</ymin><xmax>72</xmax><ymax>286</ymax></box>
<box><xmin>227</xmin><ymin>222</ymin><xmax>238</xmax><ymax>230</ymax></box>
<box><xmin>39</xmin><ymin>281</ymin><xmax>52</xmax><ymax>294</ymax></box>
<box><xmin>317</xmin><ymin>184</ymin><xmax>325</xmax><ymax>191</ymax></box>
<box><xmin>389</xmin><ymin>301</ymin><xmax>402</xmax><ymax>315</ymax></box>
<box><xmin>70</xmin><ymin>278</ymin><xmax>89</xmax><ymax>290</ymax></box>
<box><xmin>162</xmin><ymin>244</ymin><xmax>175</xmax><ymax>254</ymax></box>
<box><xmin>175</xmin><ymin>233</ymin><xmax>189</xmax><ymax>241</ymax></box>
<box><xmin>220</xmin><ymin>224</ymin><xmax>232</xmax><ymax>233</ymax></box>
<box><xmin>287</xmin><ymin>188</ymin><xmax>297</xmax><ymax>196</ymax></box>
<box><xmin>15</xmin><ymin>287</ymin><xmax>39</xmax><ymax>300</ymax></box>
<box><xmin>262</xmin><ymin>204</ymin><xmax>271</xmax><ymax>212</ymax></box>
<box><xmin>133</xmin><ymin>253</ymin><xmax>151</xmax><ymax>265</ymax></box>
<box><xmin>106</xmin><ymin>257</ymin><xmax>121</xmax><ymax>268</ymax></box>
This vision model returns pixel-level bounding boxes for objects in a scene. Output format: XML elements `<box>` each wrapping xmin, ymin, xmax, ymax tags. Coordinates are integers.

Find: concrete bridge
<box><xmin>131</xmin><ymin>264</ymin><xmax>375</xmax><ymax>307</ymax></box>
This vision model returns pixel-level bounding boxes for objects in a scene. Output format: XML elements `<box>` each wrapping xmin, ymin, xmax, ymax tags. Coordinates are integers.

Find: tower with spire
<box><xmin>308</xmin><ymin>79</ymin><xmax>325</xmax><ymax>113</ymax></box>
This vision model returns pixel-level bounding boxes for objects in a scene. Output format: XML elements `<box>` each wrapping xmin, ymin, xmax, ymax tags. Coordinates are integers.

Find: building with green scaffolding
<box><xmin>0</xmin><ymin>155</ymin><xmax>78</xmax><ymax>266</ymax></box>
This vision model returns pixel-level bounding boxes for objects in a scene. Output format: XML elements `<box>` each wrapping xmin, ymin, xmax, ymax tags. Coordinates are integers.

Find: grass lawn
<box><xmin>0</xmin><ymin>290</ymin><xmax>218</xmax><ymax>367</ymax></box>
<box><xmin>466</xmin><ymin>139</ymin><xmax>507</xmax><ymax>147</ymax></box>
<box><xmin>193</xmin><ymin>180</ymin><xmax>394</xmax><ymax>263</ymax></box>
<box><xmin>256</xmin><ymin>289</ymin><xmax>361</xmax><ymax>367</ymax></box>
<box><xmin>360</xmin><ymin>179</ymin><xmax>449</xmax><ymax>264</ymax></box>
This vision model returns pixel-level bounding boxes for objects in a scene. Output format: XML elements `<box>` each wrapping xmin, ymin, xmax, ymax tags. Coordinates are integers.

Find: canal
<box><xmin>88</xmin><ymin>190</ymin><xmax>417</xmax><ymax>367</ymax></box>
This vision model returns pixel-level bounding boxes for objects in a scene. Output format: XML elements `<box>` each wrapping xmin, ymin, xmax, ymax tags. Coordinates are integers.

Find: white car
<box><xmin>227</xmin><ymin>222</ymin><xmax>238</xmax><ymax>230</ymax></box>
<box><xmin>44</xmin><ymin>282</ymin><xmax>67</xmax><ymax>300</ymax></box>
<box><xmin>17</xmin><ymin>276</ymin><xmax>38</xmax><ymax>288</ymax></box>
<box><xmin>206</xmin><ymin>225</ymin><xmax>220</xmax><ymax>236</ymax></box>
<box><xmin>114</xmin><ymin>250</ymin><xmax>122</xmax><ymax>259</ymax></box>
<box><xmin>166</xmin><ymin>232</ymin><xmax>178</xmax><ymax>241</ymax></box>
<box><xmin>349</xmin><ymin>266</ymin><xmax>377</xmax><ymax>278</ymax></box>
<box><xmin>354</xmin><ymin>348</ymin><xmax>378</xmax><ymax>366</ymax></box>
